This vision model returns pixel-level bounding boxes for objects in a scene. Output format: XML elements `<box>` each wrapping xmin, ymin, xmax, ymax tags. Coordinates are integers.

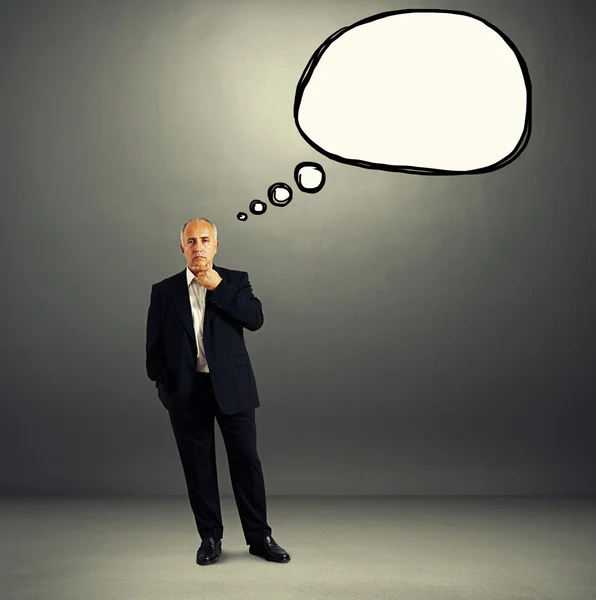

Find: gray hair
<box><xmin>180</xmin><ymin>217</ymin><xmax>218</xmax><ymax>245</ymax></box>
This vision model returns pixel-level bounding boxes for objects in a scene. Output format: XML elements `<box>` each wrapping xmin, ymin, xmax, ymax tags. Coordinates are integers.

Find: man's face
<box><xmin>180</xmin><ymin>220</ymin><xmax>219</xmax><ymax>269</ymax></box>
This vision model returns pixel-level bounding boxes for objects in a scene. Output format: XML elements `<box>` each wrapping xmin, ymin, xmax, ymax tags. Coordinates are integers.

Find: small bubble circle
<box><xmin>267</xmin><ymin>182</ymin><xmax>293</xmax><ymax>207</ymax></box>
<box><xmin>237</xmin><ymin>212</ymin><xmax>248</xmax><ymax>221</ymax></box>
<box><xmin>294</xmin><ymin>162</ymin><xmax>326</xmax><ymax>193</ymax></box>
<box><xmin>249</xmin><ymin>199</ymin><xmax>268</xmax><ymax>215</ymax></box>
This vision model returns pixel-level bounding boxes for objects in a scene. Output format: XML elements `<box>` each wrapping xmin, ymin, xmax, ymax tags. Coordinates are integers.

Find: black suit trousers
<box><xmin>168</xmin><ymin>371</ymin><xmax>272</xmax><ymax>545</ymax></box>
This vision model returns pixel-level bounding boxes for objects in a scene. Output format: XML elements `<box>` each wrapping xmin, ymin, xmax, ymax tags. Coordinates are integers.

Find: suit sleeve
<box><xmin>208</xmin><ymin>271</ymin><xmax>264</xmax><ymax>331</ymax></box>
<box><xmin>145</xmin><ymin>284</ymin><xmax>166</xmax><ymax>382</ymax></box>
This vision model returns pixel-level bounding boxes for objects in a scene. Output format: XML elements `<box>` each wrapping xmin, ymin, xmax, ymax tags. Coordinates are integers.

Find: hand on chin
<box><xmin>190</xmin><ymin>257</ymin><xmax>210</xmax><ymax>274</ymax></box>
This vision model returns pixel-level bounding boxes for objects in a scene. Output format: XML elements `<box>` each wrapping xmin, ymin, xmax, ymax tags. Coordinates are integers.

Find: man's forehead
<box><xmin>186</xmin><ymin>224</ymin><xmax>213</xmax><ymax>238</ymax></box>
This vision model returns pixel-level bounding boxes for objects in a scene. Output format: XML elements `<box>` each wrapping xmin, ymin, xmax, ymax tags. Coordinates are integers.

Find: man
<box><xmin>145</xmin><ymin>217</ymin><xmax>290</xmax><ymax>566</ymax></box>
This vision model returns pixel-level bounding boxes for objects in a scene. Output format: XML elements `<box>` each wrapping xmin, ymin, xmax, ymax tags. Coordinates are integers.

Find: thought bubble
<box><xmin>237</xmin><ymin>161</ymin><xmax>327</xmax><ymax>220</ymax></box>
<box><xmin>294</xmin><ymin>9</ymin><xmax>531</xmax><ymax>174</ymax></box>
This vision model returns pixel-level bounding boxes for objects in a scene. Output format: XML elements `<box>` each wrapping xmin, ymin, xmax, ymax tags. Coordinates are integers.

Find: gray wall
<box><xmin>1</xmin><ymin>0</ymin><xmax>594</xmax><ymax>495</ymax></box>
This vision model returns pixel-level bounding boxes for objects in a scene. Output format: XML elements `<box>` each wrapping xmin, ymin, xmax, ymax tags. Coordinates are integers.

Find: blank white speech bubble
<box><xmin>294</xmin><ymin>9</ymin><xmax>531</xmax><ymax>174</ymax></box>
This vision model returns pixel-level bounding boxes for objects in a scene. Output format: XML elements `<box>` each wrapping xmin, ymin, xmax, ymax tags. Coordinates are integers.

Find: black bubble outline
<box><xmin>294</xmin><ymin>161</ymin><xmax>326</xmax><ymax>193</ymax></box>
<box><xmin>267</xmin><ymin>182</ymin><xmax>293</xmax><ymax>207</ymax></box>
<box><xmin>293</xmin><ymin>8</ymin><xmax>532</xmax><ymax>175</ymax></box>
<box><xmin>249</xmin><ymin>199</ymin><xmax>268</xmax><ymax>215</ymax></box>
<box><xmin>237</xmin><ymin>212</ymin><xmax>248</xmax><ymax>221</ymax></box>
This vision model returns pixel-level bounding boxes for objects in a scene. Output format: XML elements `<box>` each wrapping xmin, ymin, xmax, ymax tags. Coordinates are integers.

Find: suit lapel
<box><xmin>173</xmin><ymin>269</ymin><xmax>195</xmax><ymax>342</ymax></box>
<box><xmin>203</xmin><ymin>264</ymin><xmax>221</xmax><ymax>333</ymax></box>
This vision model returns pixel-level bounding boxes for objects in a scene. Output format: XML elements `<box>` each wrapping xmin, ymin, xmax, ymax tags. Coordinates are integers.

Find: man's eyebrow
<box><xmin>187</xmin><ymin>236</ymin><xmax>210</xmax><ymax>240</ymax></box>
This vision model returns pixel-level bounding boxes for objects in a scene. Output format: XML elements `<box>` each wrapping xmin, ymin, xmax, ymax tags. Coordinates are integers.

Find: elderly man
<box><xmin>145</xmin><ymin>217</ymin><xmax>290</xmax><ymax>566</ymax></box>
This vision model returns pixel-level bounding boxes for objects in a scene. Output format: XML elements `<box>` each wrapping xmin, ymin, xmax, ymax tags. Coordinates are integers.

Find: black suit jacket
<box><xmin>145</xmin><ymin>264</ymin><xmax>263</xmax><ymax>414</ymax></box>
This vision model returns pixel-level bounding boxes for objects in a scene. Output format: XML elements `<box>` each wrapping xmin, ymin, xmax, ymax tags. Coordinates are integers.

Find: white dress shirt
<box><xmin>186</xmin><ymin>266</ymin><xmax>210</xmax><ymax>373</ymax></box>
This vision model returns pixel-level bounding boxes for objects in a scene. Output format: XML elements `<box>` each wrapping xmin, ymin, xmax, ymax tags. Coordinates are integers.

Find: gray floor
<box><xmin>1</xmin><ymin>496</ymin><xmax>595</xmax><ymax>600</ymax></box>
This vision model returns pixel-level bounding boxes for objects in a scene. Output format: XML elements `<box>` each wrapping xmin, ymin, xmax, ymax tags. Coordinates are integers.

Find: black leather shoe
<box><xmin>196</xmin><ymin>537</ymin><xmax>222</xmax><ymax>565</ymax></box>
<box><xmin>249</xmin><ymin>535</ymin><xmax>291</xmax><ymax>563</ymax></box>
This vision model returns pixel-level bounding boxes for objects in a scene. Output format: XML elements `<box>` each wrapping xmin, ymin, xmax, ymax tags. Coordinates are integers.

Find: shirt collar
<box><xmin>186</xmin><ymin>266</ymin><xmax>196</xmax><ymax>288</ymax></box>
